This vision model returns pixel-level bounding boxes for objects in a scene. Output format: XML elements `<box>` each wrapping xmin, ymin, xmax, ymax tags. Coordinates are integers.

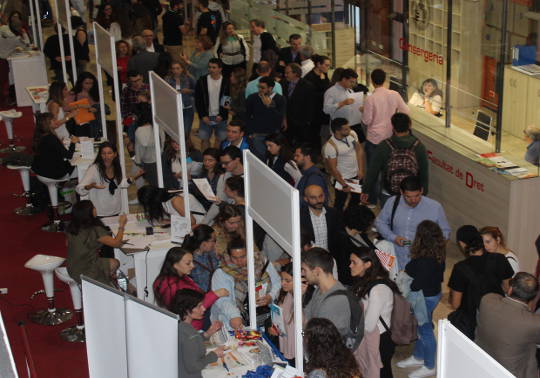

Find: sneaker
<box><xmin>396</xmin><ymin>356</ymin><xmax>424</xmax><ymax>368</ymax></box>
<box><xmin>408</xmin><ymin>366</ymin><xmax>436</xmax><ymax>378</ymax></box>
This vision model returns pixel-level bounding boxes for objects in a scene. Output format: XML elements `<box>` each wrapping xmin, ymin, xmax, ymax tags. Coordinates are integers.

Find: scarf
<box><xmin>220</xmin><ymin>250</ymin><xmax>271</xmax><ymax>310</ymax></box>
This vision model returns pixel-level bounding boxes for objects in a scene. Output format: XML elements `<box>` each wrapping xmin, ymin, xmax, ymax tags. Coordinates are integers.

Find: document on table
<box><xmin>170</xmin><ymin>214</ymin><xmax>190</xmax><ymax>243</ymax></box>
<box><xmin>80</xmin><ymin>140</ymin><xmax>95</xmax><ymax>159</ymax></box>
<box><xmin>192</xmin><ymin>178</ymin><xmax>218</xmax><ymax>201</ymax></box>
<box><xmin>335</xmin><ymin>179</ymin><xmax>362</xmax><ymax>194</ymax></box>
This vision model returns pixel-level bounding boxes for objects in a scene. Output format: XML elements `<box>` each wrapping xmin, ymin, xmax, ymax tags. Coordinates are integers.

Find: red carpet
<box><xmin>0</xmin><ymin>107</ymin><xmax>88</xmax><ymax>377</ymax></box>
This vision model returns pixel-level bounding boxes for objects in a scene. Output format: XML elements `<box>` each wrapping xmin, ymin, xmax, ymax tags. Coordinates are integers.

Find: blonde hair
<box><xmin>524</xmin><ymin>125</ymin><xmax>540</xmax><ymax>141</ymax></box>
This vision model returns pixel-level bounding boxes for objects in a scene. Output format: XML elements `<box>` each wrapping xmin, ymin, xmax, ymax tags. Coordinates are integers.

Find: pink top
<box><xmin>153</xmin><ymin>275</ymin><xmax>219</xmax><ymax>330</ymax></box>
<box><xmin>278</xmin><ymin>293</ymin><xmax>296</xmax><ymax>359</ymax></box>
<box><xmin>362</xmin><ymin>87</ymin><xmax>409</xmax><ymax>145</ymax></box>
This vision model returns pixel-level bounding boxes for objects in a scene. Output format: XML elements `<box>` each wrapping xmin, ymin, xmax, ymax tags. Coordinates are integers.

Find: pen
<box><xmin>221</xmin><ymin>357</ymin><xmax>229</xmax><ymax>372</ymax></box>
<box><xmin>123</xmin><ymin>242</ymin><xmax>135</xmax><ymax>246</ymax></box>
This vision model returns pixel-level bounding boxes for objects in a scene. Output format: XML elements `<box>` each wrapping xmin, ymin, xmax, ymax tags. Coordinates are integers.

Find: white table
<box><xmin>104</xmin><ymin>215</ymin><xmax>176</xmax><ymax>304</ymax></box>
<box><xmin>26</xmin><ymin>85</ymin><xmax>49</xmax><ymax>113</ymax></box>
<box><xmin>8</xmin><ymin>51</ymin><xmax>48</xmax><ymax>107</ymax></box>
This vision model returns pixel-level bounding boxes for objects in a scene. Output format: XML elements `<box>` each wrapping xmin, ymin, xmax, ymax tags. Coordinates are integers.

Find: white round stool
<box><xmin>36</xmin><ymin>174</ymin><xmax>69</xmax><ymax>232</ymax></box>
<box><xmin>7</xmin><ymin>165</ymin><xmax>37</xmax><ymax>215</ymax></box>
<box><xmin>0</xmin><ymin>110</ymin><xmax>25</xmax><ymax>153</ymax></box>
<box><xmin>55</xmin><ymin>267</ymin><xmax>85</xmax><ymax>342</ymax></box>
<box><xmin>24</xmin><ymin>254</ymin><xmax>72</xmax><ymax>326</ymax></box>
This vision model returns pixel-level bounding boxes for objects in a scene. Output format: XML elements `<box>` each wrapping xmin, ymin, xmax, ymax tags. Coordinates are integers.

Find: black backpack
<box><xmin>324</xmin><ymin>289</ymin><xmax>364</xmax><ymax>350</ymax></box>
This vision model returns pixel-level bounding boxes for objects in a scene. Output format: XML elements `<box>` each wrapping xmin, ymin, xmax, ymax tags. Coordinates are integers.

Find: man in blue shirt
<box><xmin>244</xmin><ymin>61</ymin><xmax>283</xmax><ymax>98</ymax></box>
<box><xmin>375</xmin><ymin>176</ymin><xmax>450</xmax><ymax>270</ymax></box>
<box><xmin>293</xmin><ymin>143</ymin><xmax>329</xmax><ymax>204</ymax></box>
<box><xmin>220</xmin><ymin>119</ymin><xmax>250</xmax><ymax>151</ymax></box>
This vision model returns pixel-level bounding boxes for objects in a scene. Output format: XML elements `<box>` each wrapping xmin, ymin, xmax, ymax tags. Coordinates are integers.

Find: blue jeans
<box><xmin>413</xmin><ymin>293</ymin><xmax>441</xmax><ymax>369</ymax></box>
<box><xmin>197</xmin><ymin>116</ymin><xmax>227</xmax><ymax>142</ymax></box>
<box><xmin>364</xmin><ymin>140</ymin><xmax>379</xmax><ymax>205</ymax></box>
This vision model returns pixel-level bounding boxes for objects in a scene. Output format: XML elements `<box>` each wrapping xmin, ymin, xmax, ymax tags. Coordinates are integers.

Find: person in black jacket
<box><xmin>195</xmin><ymin>58</ymin><xmax>230</xmax><ymax>151</ymax></box>
<box><xmin>245</xmin><ymin>76</ymin><xmax>286</xmax><ymax>161</ymax></box>
<box><xmin>249</xmin><ymin>19</ymin><xmax>277</xmax><ymax>79</ymax></box>
<box><xmin>43</xmin><ymin>27</ymin><xmax>74</xmax><ymax>82</ymax></box>
<box><xmin>300</xmin><ymin>185</ymin><xmax>347</xmax><ymax>284</ymax></box>
<box><xmin>303</xmin><ymin>55</ymin><xmax>331</xmax><ymax>150</ymax></box>
<box><xmin>265</xmin><ymin>133</ymin><xmax>296</xmax><ymax>185</ymax></box>
<box><xmin>276</xmin><ymin>34</ymin><xmax>302</xmax><ymax>74</ymax></box>
<box><xmin>196</xmin><ymin>0</ymin><xmax>222</xmax><ymax>44</ymax></box>
<box><xmin>282</xmin><ymin>63</ymin><xmax>315</xmax><ymax>146</ymax></box>
<box><xmin>31</xmin><ymin>112</ymin><xmax>79</xmax><ymax>179</ymax></box>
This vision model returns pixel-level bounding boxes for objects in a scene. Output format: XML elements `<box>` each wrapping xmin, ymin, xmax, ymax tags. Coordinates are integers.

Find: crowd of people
<box><xmin>2</xmin><ymin>1</ymin><xmax>540</xmax><ymax>377</ymax></box>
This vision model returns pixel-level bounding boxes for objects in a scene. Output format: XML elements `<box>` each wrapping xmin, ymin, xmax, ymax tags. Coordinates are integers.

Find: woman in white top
<box><xmin>213</xmin><ymin>22</ymin><xmax>249</xmax><ymax>79</ymax></box>
<box><xmin>137</xmin><ymin>185</ymin><xmax>207</xmax><ymax>226</ymax></box>
<box><xmin>95</xmin><ymin>4</ymin><xmax>123</xmax><ymax>41</ymax></box>
<box><xmin>480</xmin><ymin>226</ymin><xmax>520</xmax><ymax>275</ymax></box>
<box><xmin>77</xmin><ymin>142</ymin><xmax>143</xmax><ymax>217</ymax></box>
<box><xmin>47</xmin><ymin>81</ymin><xmax>77</xmax><ymax>141</ymax></box>
<box><xmin>408</xmin><ymin>78</ymin><xmax>443</xmax><ymax>116</ymax></box>
<box><xmin>350</xmin><ymin>247</ymin><xmax>396</xmax><ymax>378</ymax></box>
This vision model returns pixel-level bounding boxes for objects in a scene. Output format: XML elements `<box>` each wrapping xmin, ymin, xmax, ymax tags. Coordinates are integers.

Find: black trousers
<box><xmin>380</xmin><ymin>331</ymin><xmax>395</xmax><ymax>378</ymax></box>
<box><xmin>334</xmin><ymin>189</ymin><xmax>359</xmax><ymax>213</ymax></box>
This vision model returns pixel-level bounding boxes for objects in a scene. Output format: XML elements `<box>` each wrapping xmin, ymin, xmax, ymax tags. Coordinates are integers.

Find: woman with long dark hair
<box><xmin>304</xmin><ymin>317</ymin><xmax>361</xmax><ymax>378</ymax></box>
<box><xmin>95</xmin><ymin>3</ymin><xmax>122</xmax><ymax>40</ymax></box>
<box><xmin>408</xmin><ymin>78</ymin><xmax>443</xmax><ymax>116</ymax></box>
<box><xmin>153</xmin><ymin>247</ymin><xmax>228</xmax><ymax>329</ymax></box>
<box><xmin>77</xmin><ymin>142</ymin><xmax>142</xmax><ymax>217</ymax></box>
<box><xmin>350</xmin><ymin>246</ymin><xmax>397</xmax><ymax>378</ymax></box>
<box><xmin>182</xmin><ymin>225</ymin><xmax>220</xmax><ymax>292</ymax></box>
<box><xmin>190</xmin><ymin>148</ymin><xmax>224</xmax><ymax>210</ymax></box>
<box><xmin>213</xmin><ymin>21</ymin><xmax>249</xmax><ymax>79</ymax></box>
<box><xmin>448</xmin><ymin>225</ymin><xmax>513</xmax><ymax>339</ymax></box>
<box><xmin>47</xmin><ymin>81</ymin><xmax>77</xmax><ymax>140</ymax></box>
<box><xmin>66</xmin><ymin>200</ymin><xmax>124</xmax><ymax>285</ymax></box>
<box><xmin>396</xmin><ymin>220</ymin><xmax>446</xmax><ymax>377</ymax></box>
<box><xmin>137</xmin><ymin>185</ymin><xmax>206</xmax><ymax>226</ymax></box>
<box><xmin>69</xmin><ymin>71</ymin><xmax>102</xmax><ymax>137</ymax></box>
<box><xmin>171</xmin><ymin>289</ymin><xmax>225</xmax><ymax>377</ymax></box>
<box><xmin>31</xmin><ymin>113</ymin><xmax>78</xmax><ymax>179</ymax></box>
<box><xmin>269</xmin><ymin>262</ymin><xmax>313</xmax><ymax>365</ymax></box>
<box><xmin>265</xmin><ymin>133</ymin><xmax>301</xmax><ymax>186</ymax></box>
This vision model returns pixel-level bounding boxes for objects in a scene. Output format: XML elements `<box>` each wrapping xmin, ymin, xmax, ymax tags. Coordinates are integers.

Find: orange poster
<box><xmin>69</xmin><ymin>98</ymin><xmax>96</xmax><ymax>125</ymax></box>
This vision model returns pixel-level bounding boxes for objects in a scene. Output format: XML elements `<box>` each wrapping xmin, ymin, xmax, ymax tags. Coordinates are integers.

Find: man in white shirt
<box><xmin>194</xmin><ymin>58</ymin><xmax>229</xmax><ymax>151</ymax></box>
<box><xmin>323</xmin><ymin>118</ymin><xmax>365</xmax><ymax>212</ymax></box>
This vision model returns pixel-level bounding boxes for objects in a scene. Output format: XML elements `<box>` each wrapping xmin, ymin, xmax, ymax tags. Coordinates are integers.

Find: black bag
<box><xmin>324</xmin><ymin>289</ymin><xmax>364</xmax><ymax>350</ymax></box>
<box><xmin>447</xmin><ymin>308</ymin><xmax>476</xmax><ymax>340</ymax></box>
<box><xmin>241</xmin><ymin>260</ymin><xmax>272</xmax><ymax>329</ymax></box>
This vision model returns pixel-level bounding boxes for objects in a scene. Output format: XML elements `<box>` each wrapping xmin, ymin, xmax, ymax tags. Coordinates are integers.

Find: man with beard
<box><xmin>300</xmin><ymin>185</ymin><xmax>347</xmax><ymax>284</ymax></box>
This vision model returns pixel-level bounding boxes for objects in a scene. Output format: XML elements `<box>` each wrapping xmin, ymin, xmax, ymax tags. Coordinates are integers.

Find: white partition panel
<box><xmin>56</xmin><ymin>0</ymin><xmax>77</xmax><ymax>82</ymax></box>
<box><xmin>132</xmin><ymin>247</ymin><xmax>170</xmax><ymax>304</ymax></box>
<box><xmin>437</xmin><ymin>319</ymin><xmax>515</xmax><ymax>378</ymax></box>
<box><xmin>149</xmin><ymin>72</ymin><xmax>190</xmax><ymax>234</ymax></box>
<box><xmin>82</xmin><ymin>277</ymin><xmax>128</xmax><ymax>378</ymax></box>
<box><xmin>125</xmin><ymin>297</ymin><xmax>179</xmax><ymax>378</ymax></box>
<box><xmin>93</xmin><ymin>22</ymin><xmax>128</xmax><ymax>213</ymax></box>
<box><xmin>243</xmin><ymin>150</ymin><xmax>303</xmax><ymax>372</ymax></box>
<box><xmin>0</xmin><ymin>311</ymin><xmax>17</xmax><ymax>378</ymax></box>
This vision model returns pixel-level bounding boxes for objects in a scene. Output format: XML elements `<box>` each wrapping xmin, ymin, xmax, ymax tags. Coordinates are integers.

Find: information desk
<box><xmin>410</xmin><ymin>107</ymin><xmax>540</xmax><ymax>272</ymax></box>
<box><xmin>7</xmin><ymin>51</ymin><xmax>48</xmax><ymax>107</ymax></box>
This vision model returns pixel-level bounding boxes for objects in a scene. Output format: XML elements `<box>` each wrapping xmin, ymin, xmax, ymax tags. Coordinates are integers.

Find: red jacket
<box><xmin>153</xmin><ymin>275</ymin><xmax>218</xmax><ymax>330</ymax></box>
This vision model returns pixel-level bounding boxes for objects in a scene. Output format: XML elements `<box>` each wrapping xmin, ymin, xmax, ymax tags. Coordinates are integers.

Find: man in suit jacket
<box><xmin>127</xmin><ymin>36</ymin><xmax>159</xmax><ymax>83</ymax></box>
<box><xmin>282</xmin><ymin>63</ymin><xmax>314</xmax><ymax>146</ymax></box>
<box><xmin>276</xmin><ymin>34</ymin><xmax>302</xmax><ymax>73</ymax></box>
<box><xmin>476</xmin><ymin>272</ymin><xmax>540</xmax><ymax>378</ymax></box>
<box><xmin>300</xmin><ymin>185</ymin><xmax>348</xmax><ymax>284</ymax></box>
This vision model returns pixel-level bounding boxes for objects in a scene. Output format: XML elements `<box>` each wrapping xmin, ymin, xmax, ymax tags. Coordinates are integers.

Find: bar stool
<box><xmin>7</xmin><ymin>165</ymin><xmax>38</xmax><ymax>215</ymax></box>
<box><xmin>0</xmin><ymin>109</ymin><xmax>25</xmax><ymax>153</ymax></box>
<box><xmin>55</xmin><ymin>267</ymin><xmax>85</xmax><ymax>342</ymax></box>
<box><xmin>36</xmin><ymin>174</ymin><xmax>69</xmax><ymax>232</ymax></box>
<box><xmin>24</xmin><ymin>254</ymin><xmax>72</xmax><ymax>326</ymax></box>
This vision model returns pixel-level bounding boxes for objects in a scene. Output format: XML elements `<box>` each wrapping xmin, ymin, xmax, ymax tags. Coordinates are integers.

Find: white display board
<box><xmin>56</xmin><ymin>0</ymin><xmax>77</xmax><ymax>82</ymax></box>
<box><xmin>243</xmin><ymin>150</ymin><xmax>304</xmax><ymax>372</ymax></box>
<box><xmin>437</xmin><ymin>319</ymin><xmax>515</xmax><ymax>378</ymax></box>
<box><xmin>93</xmin><ymin>22</ymin><xmax>128</xmax><ymax>213</ymax></box>
<box><xmin>149</xmin><ymin>71</ymin><xmax>190</xmax><ymax>239</ymax></box>
<box><xmin>125</xmin><ymin>297</ymin><xmax>179</xmax><ymax>378</ymax></box>
<box><xmin>82</xmin><ymin>277</ymin><xmax>128</xmax><ymax>378</ymax></box>
<box><xmin>132</xmin><ymin>248</ymin><xmax>169</xmax><ymax>304</ymax></box>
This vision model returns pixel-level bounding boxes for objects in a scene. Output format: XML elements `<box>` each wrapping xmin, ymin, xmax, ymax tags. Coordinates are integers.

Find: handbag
<box><xmin>241</xmin><ymin>260</ymin><xmax>272</xmax><ymax>328</ymax></box>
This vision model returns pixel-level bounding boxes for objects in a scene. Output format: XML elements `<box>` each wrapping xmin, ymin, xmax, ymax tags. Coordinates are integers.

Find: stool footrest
<box><xmin>29</xmin><ymin>308</ymin><xmax>72</xmax><ymax>326</ymax></box>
